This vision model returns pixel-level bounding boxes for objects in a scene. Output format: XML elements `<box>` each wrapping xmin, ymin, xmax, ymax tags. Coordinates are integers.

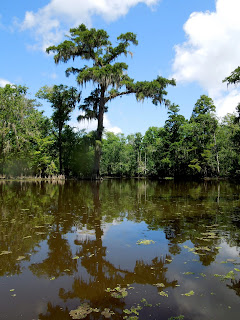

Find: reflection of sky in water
<box><xmin>103</xmin><ymin>219</ymin><xmax>168</xmax><ymax>271</ymax></box>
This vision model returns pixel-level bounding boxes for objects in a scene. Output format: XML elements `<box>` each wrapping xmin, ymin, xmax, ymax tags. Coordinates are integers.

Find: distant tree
<box><xmin>189</xmin><ymin>95</ymin><xmax>219</xmax><ymax>176</ymax></box>
<box><xmin>163</xmin><ymin>104</ymin><xmax>186</xmax><ymax>177</ymax></box>
<box><xmin>223</xmin><ymin>68</ymin><xmax>240</xmax><ymax>177</ymax></box>
<box><xmin>46</xmin><ymin>24</ymin><xmax>176</xmax><ymax>178</ymax></box>
<box><xmin>36</xmin><ymin>85</ymin><xmax>81</xmax><ymax>174</ymax></box>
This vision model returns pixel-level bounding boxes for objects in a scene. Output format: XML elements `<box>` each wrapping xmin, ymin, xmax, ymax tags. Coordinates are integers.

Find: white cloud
<box><xmin>172</xmin><ymin>0</ymin><xmax>240</xmax><ymax>117</ymax></box>
<box><xmin>19</xmin><ymin>0</ymin><xmax>160</xmax><ymax>51</ymax></box>
<box><xmin>70</xmin><ymin>113</ymin><xmax>122</xmax><ymax>134</ymax></box>
<box><xmin>215</xmin><ymin>89</ymin><xmax>240</xmax><ymax>118</ymax></box>
<box><xmin>0</xmin><ymin>78</ymin><xmax>11</xmax><ymax>87</ymax></box>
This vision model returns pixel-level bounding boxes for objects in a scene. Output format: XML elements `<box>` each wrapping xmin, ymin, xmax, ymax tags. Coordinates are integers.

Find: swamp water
<box><xmin>0</xmin><ymin>180</ymin><xmax>240</xmax><ymax>320</ymax></box>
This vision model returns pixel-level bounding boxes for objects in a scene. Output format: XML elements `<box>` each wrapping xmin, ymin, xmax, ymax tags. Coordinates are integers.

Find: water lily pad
<box><xmin>183</xmin><ymin>272</ymin><xmax>194</xmax><ymax>275</ymax></box>
<box><xmin>154</xmin><ymin>283</ymin><xmax>165</xmax><ymax>288</ymax></box>
<box><xmin>69</xmin><ymin>303</ymin><xmax>93</xmax><ymax>319</ymax></box>
<box><xmin>16</xmin><ymin>256</ymin><xmax>25</xmax><ymax>261</ymax></box>
<box><xmin>199</xmin><ymin>273</ymin><xmax>206</xmax><ymax>277</ymax></box>
<box><xmin>183</xmin><ymin>245</ymin><xmax>195</xmax><ymax>252</ymax></box>
<box><xmin>181</xmin><ymin>290</ymin><xmax>194</xmax><ymax>296</ymax></box>
<box><xmin>168</xmin><ymin>316</ymin><xmax>185</xmax><ymax>320</ymax></box>
<box><xmin>158</xmin><ymin>291</ymin><xmax>168</xmax><ymax>297</ymax></box>
<box><xmin>123</xmin><ymin>306</ymin><xmax>141</xmax><ymax>316</ymax></box>
<box><xmin>140</xmin><ymin>298</ymin><xmax>152</xmax><ymax>307</ymax></box>
<box><xmin>214</xmin><ymin>271</ymin><xmax>235</xmax><ymax>281</ymax></box>
<box><xmin>0</xmin><ymin>251</ymin><xmax>12</xmax><ymax>255</ymax></box>
<box><xmin>105</xmin><ymin>285</ymin><xmax>128</xmax><ymax>298</ymax></box>
<box><xmin>136</xmin><ymin>239</ymin><xmax>155</xmax><ymax>245</ymax></box>
<box><xmin>101</xmin><ymin>308</ymin><xmax>115</xmax><ymax>318</ymax></box>
<box><xmin>23</xmin><ymin>236</ymin><xmax>32</xmax><ymax>239</ymax></box>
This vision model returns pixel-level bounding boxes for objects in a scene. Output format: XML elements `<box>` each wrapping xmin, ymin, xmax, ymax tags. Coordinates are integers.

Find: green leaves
<box><xmin>223</xmin><ymin>66</ymin><xmax>240</xmax><ymax>86</ymax></box>
<box><xmin>0</xmin><ymin>84</ymin><xmax>56</xmax><ymax>176</ymax></box>
<box><xmin>36</xmin><ymin>84</ymin><xmax>81</xmax><ymax>174</ymax></box>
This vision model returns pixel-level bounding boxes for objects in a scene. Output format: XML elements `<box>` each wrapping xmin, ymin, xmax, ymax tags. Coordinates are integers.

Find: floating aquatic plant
<box><xmin>140</xmin><ymin>298</ymin><xmax>152</xmax><ymax>307</ymax></box>
<box><xmin>154</xmin><ymin>283</ymin><xmax>165</xmax><ymax>288</ymax></box>
<box><xmin>158</xmin><ymin>291</ymin><xmax>168</xmax><ymax>297</ymax></box>
<box><xmin>101</xmin><ymin>308</ymin><xmax>115</xmax><ymax>318</ymax></box>
<box><xmin>123</xmin><ymin>305</ymin><xmax>142</xmax><ymax>316</ymax></box>
<box><xmin>214</xmin><ymin>270</ymin><xmax>235</xmax><ymax>281</ymax></box>
<box><xmin>183</xmin><ymin>272</ymin><xmax>194</xmax><ymax>275</ymax></box>
<box><xmin>105</xmin><ymin>285</ymin><xmax>128</xmax><ymax>298</ymax></box>
<box><xmin>0</xmin><ymin>251</ymin><xmax>12</xmax><ymax>255</ymax></box>
<box><xmin>136</xmin><ymin>239</ymin><xmax>155</xmax><ymax>245</ymax></box>
<box><xmin>168</xmin><ymin>316</ymin><xmax>184</xmax><ymax>320</ymax></box>
<box><xmin>199</xmin><ymin>273</ymin><xmax>206</xmax><ymax>277</ymax></box>
<box><xmin>181</xmin><ymin>290</ymin><xmax>194</xmax><ymax>297</ymax></box>
<box><xmin>69</xmin><ymin>303</ymin><xmax>99</xmax><ymax>319</ymax></box>
<box><xmin>16</xmin><ymin>256</ymin><xmax>25</xmax><ymax>261</ymax></box>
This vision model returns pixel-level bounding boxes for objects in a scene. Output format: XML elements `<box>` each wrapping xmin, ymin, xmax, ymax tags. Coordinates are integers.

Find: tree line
<box><xmin>0</xmin><ymin>24</ymin><xmax>240</xmax><ymax>179</ymax></box>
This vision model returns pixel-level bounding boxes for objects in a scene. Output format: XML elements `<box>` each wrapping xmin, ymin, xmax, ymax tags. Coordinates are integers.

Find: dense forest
<box><xmin>1</xmin><ymin>24</ymin><xmax>240</xmax><ymax>180</ymax></box>
<box><xmin>0</xmin><ymin>83</ymin><xmax>240</xmax><ymax>180</ymax></box>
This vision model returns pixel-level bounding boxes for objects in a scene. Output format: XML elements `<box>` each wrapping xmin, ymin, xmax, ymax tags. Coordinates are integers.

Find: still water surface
<box><xmin>0</xmin><ymin>180</ymin><xmax>240</xmax><ymax>319</ymax></box>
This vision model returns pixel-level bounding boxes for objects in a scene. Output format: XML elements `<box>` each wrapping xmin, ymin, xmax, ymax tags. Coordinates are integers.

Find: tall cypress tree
<box><xmin>47</xmin><ymin>24</ymin><xmax>176</xmax><ymax>178</ymax></box>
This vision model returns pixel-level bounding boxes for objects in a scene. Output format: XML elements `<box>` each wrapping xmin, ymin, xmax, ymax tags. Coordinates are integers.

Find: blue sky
<box><xmin>1</xmin><ymin>0</ymin><xmax>240</xmax><ymax>135</ymax></box>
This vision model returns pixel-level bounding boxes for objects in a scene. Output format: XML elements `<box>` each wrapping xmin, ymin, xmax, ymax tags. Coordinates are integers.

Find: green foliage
<box><xmin>36</xmin><ymin>85</ymin><xmax>81</xmax><ymax>175</ymax></box>
<box><xmin>0</xmin><ymin>84</ymin><xmax>56</xmax><ymax>177</ymax></box>
<box><xmin>223</xmin><ymin>66</ymin><xmax>240</xmax><ymax>86</ymax></box>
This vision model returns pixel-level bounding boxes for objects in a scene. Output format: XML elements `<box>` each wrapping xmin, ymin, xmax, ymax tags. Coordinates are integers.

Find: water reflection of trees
<box><xmin>37</xmin><ymin>182</ymin><xmax>177</xmax><ymax>319</ymax></box>
<box><xmin>1</xmin><ymin>180</ymin><xmax>240</xmax><ymax>318</ymax></box>
<box><xmin>227</xmin><ymin>279</ymin><xmax>240</xmax><ymax>297</ymax></box>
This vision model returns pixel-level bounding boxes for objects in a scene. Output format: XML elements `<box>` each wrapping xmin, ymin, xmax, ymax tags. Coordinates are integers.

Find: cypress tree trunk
<box><xmin>214</xmin><ymin>133</ymin><xmax>220</xmax><ymax>176</ymax></box>
<box><xmin>59</xmin><ymin>128</ymin><xmax>63</xmax><ymax>175</ymax></box>
<box><xmin>93</xmin><ymin>86</ymin><xmax>105</xmax><ymax>179</ymax></box>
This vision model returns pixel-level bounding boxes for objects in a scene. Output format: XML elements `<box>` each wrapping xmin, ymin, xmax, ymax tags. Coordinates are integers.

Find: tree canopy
<box><xmin>36</xmin><ymin>85</ymin><xmax>81</xmax><ymax>174</ymax></box>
